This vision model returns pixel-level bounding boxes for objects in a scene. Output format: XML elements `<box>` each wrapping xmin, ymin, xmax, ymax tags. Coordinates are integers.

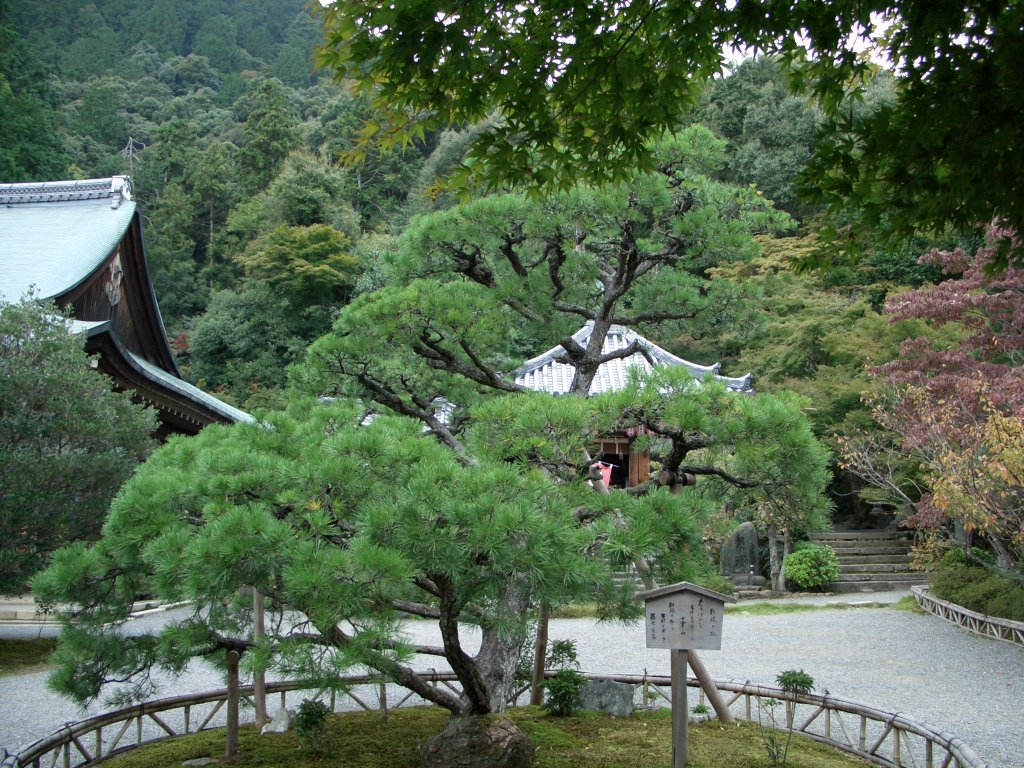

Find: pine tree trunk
<box><xmin>529</xmin><ymin>603</ymin><xmax>548</xmax><ymax>705</ymax></box>
<box><xmin>425</xmin><ymin>582</ymin><xmax>535</xmax><ymax>767</ymax></box>
<box><xmin>421</xmin><ymin>715</ymin><xmax>535</xmax><ymax>768</ymax></box>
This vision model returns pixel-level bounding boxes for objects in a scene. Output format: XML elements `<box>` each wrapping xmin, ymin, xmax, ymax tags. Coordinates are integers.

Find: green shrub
<box><xmin>783</xmin><ymin>544</ymin><xmax>839</xmax><ymax>590</ymax></box>
<box><xmin>542</xmin><ymin>668</ymin><xmax>586</xmax><ymax>717</ymax></box>
<box><xmin>776</xmin><ymin>669</ymin><xmax>814</xmax><ymax>695</ymax></box>
<box><xmin>295</xmin><ymin>698</ymin><xmax>331</xmax><ymax>752</ymax></box>
<box><xmin>988</xmin><ymin>588</ymin><xmax>1024</xmax><ymax>622</ymax></box>
<box><xmin>958</xmin><ymin>575</ymin><xmax>1009</xmax><ymax>611</ymax></box>
<box><xmin>697</xmin><ymin>572</ymin><xmax>736</xmax><ymax>596</ymax></box>
<box><xmin>547</xmin><ymin>638</ymin><xmax>580</xmax><ymax>670</ymax></box>
<box><xmin>931</xmin><ymin>564</ymin><xmax>988</xmax><ymax>598</ymax></box>
<box><xmin>758</xmin><ymin>670</ymin><xmax>815</xmax><ymax>766</ymax></box>
<box><xmin>939</xmin><ymin>546</ymin><xmax>996</xmax><ymax>568</ymax></box>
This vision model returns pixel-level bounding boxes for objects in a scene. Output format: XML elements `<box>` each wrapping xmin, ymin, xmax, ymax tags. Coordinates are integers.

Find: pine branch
<box><xmin>391</xmin><ymin>598</ymin><xmax>440</xmax><ymax>619</ymax></box>
<box><xmin>544</xmin><ymin>231</ymin><xmax>568</xmax><ymax>298</ymax></box>
<box><xmin>412</xmin><ymin>333</ymin><xmax>523</xmax><ymax>394</ymax></box>
<box><xmin>675</xmin><ymin>464</ymin><xmax>761</xmax><ymax>488</ymax></box>
<box><xmin>499</xmin><ymin>226</ymin><xmax>529</xmax><ymax>277</ymax></box>
<box><xmin>323</xmin><ymin>624</ymin><xmax>465</xmax><ymax>712</ymax></box>
<box><xmin>613</xmin><ymin>308</ymin><xmax>701</xmax><ymax>325</ymax></box>
<box><xmin>596</xmin><ymin>338</ymin><xmax>655</xmax><ymax>367</ymax></box>
<box><xmin>553</xmin><ymin>302</ymin><xmax>596</xmax><ymax>320</ymax></box>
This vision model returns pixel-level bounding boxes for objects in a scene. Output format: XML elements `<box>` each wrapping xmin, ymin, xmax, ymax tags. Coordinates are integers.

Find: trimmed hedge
<box><xmin>931</xmin><ymin>562</ymin><xmax>1024</xmax><ymax>622</ymax></box>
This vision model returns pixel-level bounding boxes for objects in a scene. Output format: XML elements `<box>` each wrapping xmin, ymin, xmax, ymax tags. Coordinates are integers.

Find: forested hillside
<box><xmin>2</xmin><ymin>0</ymin><xmax>445</xmax><ymax>407</ymax></box>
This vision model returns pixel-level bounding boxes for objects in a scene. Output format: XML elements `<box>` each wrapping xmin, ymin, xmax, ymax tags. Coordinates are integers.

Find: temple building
<box><xmin>515</xmin><ymin>321</ymin><xmax>752</xmax><ymax>488</ymax></box>
<box><xmin>0</xmin><ymin>176</ymin><xmax>252</xmax><ymax>438</ymax></box>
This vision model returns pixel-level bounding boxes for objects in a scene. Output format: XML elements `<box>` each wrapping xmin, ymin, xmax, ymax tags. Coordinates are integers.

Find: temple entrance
<box><xmin>595</xmin><ymin>435</ymin><xmax>650</xmax><ymax>488</ymax></box>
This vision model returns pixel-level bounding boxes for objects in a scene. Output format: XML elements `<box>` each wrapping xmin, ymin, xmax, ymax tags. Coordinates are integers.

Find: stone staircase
<box><xmin>808</xmin><ymin>529</ymin><xmax>927</xmax><ymax>593</ymax></box>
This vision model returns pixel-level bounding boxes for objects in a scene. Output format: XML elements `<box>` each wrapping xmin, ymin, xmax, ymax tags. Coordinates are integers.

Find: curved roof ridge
<box><xmin>514</xmin><ymin>322</ymin><xmax>753</xmax><ymax>395</ymax></box>
<box><xmin>0</xmin><ymin>176</ymin><xmax>131</xmax><ymax>205</ymax></box>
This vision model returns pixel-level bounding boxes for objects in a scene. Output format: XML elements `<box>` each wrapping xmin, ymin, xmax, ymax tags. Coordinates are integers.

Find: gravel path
<box><xmin>2</xmin><ymin>598</ymin><xmax>1022</xmax><ymax>767</ymax></box>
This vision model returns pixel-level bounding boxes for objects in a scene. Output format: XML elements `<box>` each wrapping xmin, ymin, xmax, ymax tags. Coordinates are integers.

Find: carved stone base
<box><xmin>421</xmin><ymin>716</ymin><xmax>535</xmax><ymax>768</ymax></box>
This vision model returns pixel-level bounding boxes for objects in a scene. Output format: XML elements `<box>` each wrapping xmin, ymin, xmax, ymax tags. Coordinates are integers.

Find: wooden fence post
<box><xmin>672</xmin><ymin>649</ymin><xmax>688</xmax><ymax>768</ymax></box>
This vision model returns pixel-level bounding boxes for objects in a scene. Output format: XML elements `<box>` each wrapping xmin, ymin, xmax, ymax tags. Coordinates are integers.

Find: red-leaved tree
<box><xmin>842</xmin><ymin>227</ymin><xmax>1024</xmax><ymax>568</ymax></box>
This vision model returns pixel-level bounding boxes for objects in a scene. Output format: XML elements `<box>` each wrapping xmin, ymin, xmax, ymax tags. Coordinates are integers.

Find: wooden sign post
<box><xmin>637</xmin><ymin>582</ymin><xmax>736</xmax><ymax>768</ymax></box>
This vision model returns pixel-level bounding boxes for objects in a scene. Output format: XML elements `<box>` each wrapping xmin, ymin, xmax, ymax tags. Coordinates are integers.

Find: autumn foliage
<box><xmin>842</xmin><ymin>228</ymin><xmax>1024</xmax><ymax>568</ymax></box>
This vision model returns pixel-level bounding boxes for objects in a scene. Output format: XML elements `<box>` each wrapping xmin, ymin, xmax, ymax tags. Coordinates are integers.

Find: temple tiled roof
<box><xmin>1</xmin><ymin>176</ymin><xmax>253</xmax><ymax>432</ymax></box>
<box><xmin>129</xmin><ymin>353</ymin><xmax>256</xmax><ymax>425</ymax></box>
<box><xmin>0</xmin><ymin>177</ymin><xmax>136</xmax><ymax>302</ymax></box>
<box><xmin>515</xmin><ymin>321</ymin><xmax>752</xmax><ymax>395</ymax></box>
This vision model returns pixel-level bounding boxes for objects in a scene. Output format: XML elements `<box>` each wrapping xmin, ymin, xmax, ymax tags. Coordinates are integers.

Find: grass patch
<box><xmin>890</xmin><ymin>595</ymin><xmax>925</xmax><ymax>613</ymax></box>
<box><xmin>553</xmin><ymin>600</ymin><xmax>899</xmax><ymax>619</ymax></box>
<box><xmin>0</xmin><ymin>638</ymin><xmax>57</xmax><ymax>674</ymax></box>
<box><xmin>550</xmin><ymin>603</ymin><xmax>600</xmax><ymax>619</ymax></box>
<box><xmin>726</xmin><ymin>601</ymin><xmax>889</xmax><ymax>616</ymax></box>
<box><xmin>104</xmin><ymin>706</ymin><xmax>871</xmax><ymax>768</ymax></box>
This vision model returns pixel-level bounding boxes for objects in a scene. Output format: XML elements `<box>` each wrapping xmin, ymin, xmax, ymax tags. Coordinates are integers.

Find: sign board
<box><xmin>637</xmin><ymin>582</ymin><xmax>736</xmax><ymax>651</ymax></box>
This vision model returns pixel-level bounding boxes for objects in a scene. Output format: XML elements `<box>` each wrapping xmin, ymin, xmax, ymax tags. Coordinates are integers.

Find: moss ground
<box><xmin>104</xmin><ymin>706</ymin><xmax>871</xmax><ymax>768</ymax></box>
<box><xmin>0</xmin><ymin>638</ymin><xmax>57</xmax><ymax>675</ymax></box>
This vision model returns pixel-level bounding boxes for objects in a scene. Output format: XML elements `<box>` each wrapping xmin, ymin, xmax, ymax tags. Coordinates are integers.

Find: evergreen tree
<box><xmin>1</xmin><ymin>299</ymin><xmax>156</xmax><ymax>594</ymax></box>
<box><xmin>34</xmin><ymin>132</ymin><xmax>831</xmax><ymax>764</ymax></box>
<box><xmin>0</xmin><ymin>0</ymin><xmax>68</xmax><ymax>180</ymax></box>
<box><xmin>235</xmin><ymin>224</ymin><xmax>357</xmax><ymax>311</ymax></box>
<box><xmin>185</xmin><ymin>282</ymin><xmax>308</xmax><ymax>409</ymax></box>
<box><xmin>237</xmin><ymin>79</ymin><xmax>300</xmax><ymax>194</ymax></box>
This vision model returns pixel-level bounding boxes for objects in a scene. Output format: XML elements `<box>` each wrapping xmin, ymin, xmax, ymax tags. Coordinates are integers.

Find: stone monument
<box><xmin>719</xmin><ymin>521</ymin><xmax>766</xmax><ymax>587</ymax></box>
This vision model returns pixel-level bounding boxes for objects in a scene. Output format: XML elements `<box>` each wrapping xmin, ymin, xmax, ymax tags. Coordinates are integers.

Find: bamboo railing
<box><xmin>1</xmin><ymin>671</ymin><xmax>987</xmax><ymax>768</ymax></box>
<box><xmin>913</xmin><ymin>585</ymin><xmax>1024</xmax><ymax>647</ymax></box>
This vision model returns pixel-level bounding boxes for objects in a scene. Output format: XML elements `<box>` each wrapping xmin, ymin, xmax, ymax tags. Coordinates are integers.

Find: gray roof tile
<box><xmin>515</xmin><ymin>321</ymin><xmax>752</xmax><ymax>394</ymax></box>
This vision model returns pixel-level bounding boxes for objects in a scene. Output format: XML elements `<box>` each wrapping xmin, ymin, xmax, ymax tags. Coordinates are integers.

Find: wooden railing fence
<box><xmin>2</xmin><ymin>671</ymin><xmax>987</xmax><ymax>768</ymax></box>
<box><xmin>913</xmin><ymin>585</ymin><xmax>1024</xmax><ymax>647</ymax></box>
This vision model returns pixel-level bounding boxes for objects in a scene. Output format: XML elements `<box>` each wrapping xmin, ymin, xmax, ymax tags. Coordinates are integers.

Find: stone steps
<box><xmin>811</xmin><ymin>532</ymin><xmax>909</xmax><ymax>544</ymax></box>
<box><xmin>831</xmin><ymin>577</ymin><xmax>927</xmax><ymax>593</ymax></box>
<box><xmin>830</xmin><ymin>545</ymin><xmax>913</xmax><ymax>556</ymax></box>
<box><xmin>839</xmin><ymin>562</ymin><xmax>916</xmax><ymax>574</ymax></box>
<box><xmin>836</xmin><ymin>553</ymin><xmax>910</xmax><ymax>565</ymax></box>
<box><xmin>809</xmin><ymin>529</ymin><xmax>926</xmax><ymax>593</ymax></box>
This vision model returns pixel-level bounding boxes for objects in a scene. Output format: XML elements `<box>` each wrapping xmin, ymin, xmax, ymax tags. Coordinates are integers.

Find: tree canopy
<box><xmin>299</xmin><ymin>127</ymin><xmax>791</xmax><ymax>442</ymax></box>
<box><xmin>34</xmin><ymin>377</ymin><xmax>829</xmax><ymax>713</ymax></box>
<box><xmin>318</xmin><ymin>0</ymin><xmax>1024</xmax><ymax>264</ymax></box>
<box><xmin>0</xmin><ymin>0</ymin><xmax>69</xmax><ymax>180</ymax></box>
